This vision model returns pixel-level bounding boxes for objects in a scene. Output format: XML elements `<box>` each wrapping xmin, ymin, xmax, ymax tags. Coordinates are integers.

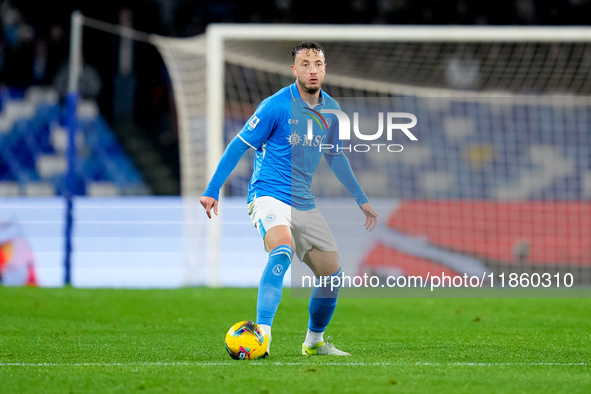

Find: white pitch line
<box><xmin>0</xmin><ymin>362</ymin><xmax>587</xmax><ymax>367</ymax></box>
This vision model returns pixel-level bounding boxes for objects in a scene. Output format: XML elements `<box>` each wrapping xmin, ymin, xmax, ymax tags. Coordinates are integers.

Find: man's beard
<box><xmin>299</xmin><ymin>79</ymin><xmax>321</xmax><ymax>95</ymax></box>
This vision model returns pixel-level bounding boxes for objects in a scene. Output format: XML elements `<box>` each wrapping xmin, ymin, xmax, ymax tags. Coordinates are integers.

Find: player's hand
<box><xmin>200</xmin><ymin>196</ymin><xmax>219</xmax><ymax>219</ymax></box>
<box><xmin>360</xmin><ymin>202</ymin><xmax>378</xmax><ymax>232</ymax></box>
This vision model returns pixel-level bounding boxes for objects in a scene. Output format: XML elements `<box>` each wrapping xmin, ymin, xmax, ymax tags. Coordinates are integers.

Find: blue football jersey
<box><xmin>238</xmin><ymin>83</ymin><xmax>341</xmax><ymax>210</ymax></box>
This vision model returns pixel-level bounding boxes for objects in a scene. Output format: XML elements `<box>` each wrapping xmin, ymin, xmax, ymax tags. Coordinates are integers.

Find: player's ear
<box><xmin>291</xmin><ymin>64</ymin><xmax>296</xmax><ymax>76</ymax></box>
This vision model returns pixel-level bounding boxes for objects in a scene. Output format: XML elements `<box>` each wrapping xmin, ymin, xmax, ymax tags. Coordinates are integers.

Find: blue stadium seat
<box><xmin>0</xmin><ymin>87</ymin><xmax>149</xmax><ymax>196</ymax></box>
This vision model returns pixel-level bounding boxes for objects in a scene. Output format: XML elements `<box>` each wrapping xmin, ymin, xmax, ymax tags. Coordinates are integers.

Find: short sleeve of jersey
<box><xmin>238</xmin><ymin>98</ymin><xmax>279</xmax><ymax>149</ymax></box>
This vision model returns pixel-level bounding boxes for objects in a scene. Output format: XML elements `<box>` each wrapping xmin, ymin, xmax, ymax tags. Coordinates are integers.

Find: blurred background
<box><xmin>1</xmin><ymin>0</ymin><xmax>590</xmax><ymax>288</ymax></box>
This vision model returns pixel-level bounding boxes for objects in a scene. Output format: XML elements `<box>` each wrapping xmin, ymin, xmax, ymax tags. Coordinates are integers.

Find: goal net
<box><xmin>151</xmin><ymin>25</ymin><xmax>591</xmax><ymax>290</ymax></box>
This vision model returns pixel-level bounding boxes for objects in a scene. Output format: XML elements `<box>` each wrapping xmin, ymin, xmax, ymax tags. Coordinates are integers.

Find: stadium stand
<box><xmin>0</xmin><ymin>85</ymin><xmax>149</xmax><ymax>196</ymax></box>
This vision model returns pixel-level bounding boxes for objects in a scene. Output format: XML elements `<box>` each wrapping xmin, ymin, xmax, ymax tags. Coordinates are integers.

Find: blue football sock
<box><xmin>256</xmin><ymin>244</ymin><xmax>292</xmax><ymax>327</ymax></box>
<box><xmin>308</xmin><ymin>267</ymin><xmax>343</xmax><ymax>333</ymax></box>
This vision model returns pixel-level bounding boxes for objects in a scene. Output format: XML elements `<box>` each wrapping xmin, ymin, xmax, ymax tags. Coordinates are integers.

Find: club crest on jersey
<box><xmin>248</xmin><ymin>116</ymin><xmax>260</xmax><ymax>131</ymax></box>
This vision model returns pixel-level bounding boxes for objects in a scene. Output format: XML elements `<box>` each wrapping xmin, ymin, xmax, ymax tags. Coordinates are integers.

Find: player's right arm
<box><xmin>200</xmin><ymin>97</ymin><xmax>277</xmax><ymax>218</ymax></box>
<box><xmin>200</xmin><ymin>136</ymin><xmax>251</xmax><ymax>218</ymax></box>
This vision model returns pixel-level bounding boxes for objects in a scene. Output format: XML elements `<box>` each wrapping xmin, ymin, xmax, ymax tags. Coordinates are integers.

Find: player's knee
<box><xmin>264</xmin><ymin>225</ymin><xmax>292</xmax><ymax>251</ymax></box>
<box><xmin>304</xmin><ymin>249</ymin><xmax>339</xmax><ymax>277</ymax></box>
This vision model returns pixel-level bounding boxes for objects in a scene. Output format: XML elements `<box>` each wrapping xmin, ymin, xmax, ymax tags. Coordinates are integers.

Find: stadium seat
<box><xmin>0</xmin><ymin>181</ymin><xmax>19</xmax><ymax>197</ymax></box>
<box><xmin>0</xmin><ymin>86</ymin><xmax>149</xmax><ymax>196</ymax></box>
<box><xmin>22</xmin><ymin>182</ymin><xmax>56</xmax><ymax>197</ymax></box>
<box><xmin>86</xmin><ymin>181</ymin><xmax>120</xmax><ymax>197</ymax></box>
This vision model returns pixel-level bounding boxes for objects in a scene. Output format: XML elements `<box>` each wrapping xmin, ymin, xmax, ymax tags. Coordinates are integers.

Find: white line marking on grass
<box><xmin>0</xmin><ymin>362</ymin><xmax>588</xmax><ymax>367</ymax></box>
<box><xmin>414</xmin><ymin>362</ymin><xmax>589</xmax><ymax>366</ymax></box>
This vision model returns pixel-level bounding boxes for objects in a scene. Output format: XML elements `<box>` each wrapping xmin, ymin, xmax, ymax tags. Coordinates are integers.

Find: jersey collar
<box><xmin>290</xmin><ymin>82</ymin><xmax>325</xmax><ymax>108</ymax></box>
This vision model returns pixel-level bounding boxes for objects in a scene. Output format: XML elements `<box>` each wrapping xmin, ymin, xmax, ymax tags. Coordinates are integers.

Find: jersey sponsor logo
<box><xmin>287</xmin><ymin>131</ymin><xmax>302</xmax><ymax>147</ymax></box>
<box><xmin>288</xmin><ymin>131</ymin><xmax>326</xmax><ymax>148</ymax></box>
<box><xmin>248</xmin><ymin>116</ymin><xmax>260</xmax><ymax>130</ymax></box>
<box><xmin>302</xmin><ymin>134</ymin><xmax>327</xmax><ymax>147</ymax></box>
<box><xmin>272</xmin><ymin>264</ymin><xmax>283</xmax><ymax>276</ymax></box>
<box><xmin>288</xmin><ymin>119</ymin><xmax>299</xmax><ymax>124</ymax></box>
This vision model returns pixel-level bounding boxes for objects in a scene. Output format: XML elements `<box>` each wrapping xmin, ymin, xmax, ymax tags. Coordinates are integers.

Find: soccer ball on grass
<box><xmin>224</xmin><ymin>321</ymin><xmax>269</xmax><ymax>360</ymax></box>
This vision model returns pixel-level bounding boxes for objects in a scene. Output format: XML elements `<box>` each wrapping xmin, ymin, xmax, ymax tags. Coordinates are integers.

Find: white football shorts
<box><xmin>247</xmin><ymin>196</ymin><xmax>338</xmax><ymax>261</ymax></box>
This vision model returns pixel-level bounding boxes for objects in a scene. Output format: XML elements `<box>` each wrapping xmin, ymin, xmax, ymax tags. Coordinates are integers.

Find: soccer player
<box><xmin>200</xmin><ymin>42</ymin><xmax>378</xmax><ymax>356</ymax></box>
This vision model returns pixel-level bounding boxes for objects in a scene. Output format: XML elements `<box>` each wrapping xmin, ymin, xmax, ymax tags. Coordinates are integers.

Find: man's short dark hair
<box><xmin>291</xmin><ymin>41</ymin><xmax>325</xmax><ymax>63</ymax></box>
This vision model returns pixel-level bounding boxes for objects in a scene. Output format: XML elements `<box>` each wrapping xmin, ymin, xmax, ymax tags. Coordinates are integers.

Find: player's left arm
<box><xmin>324</xmin><ymin>152</ymin><xmax>378</xmax><ymax>231</ymax></box>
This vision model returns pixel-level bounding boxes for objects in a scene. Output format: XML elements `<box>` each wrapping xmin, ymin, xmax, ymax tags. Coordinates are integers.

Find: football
<box><xmin>224</xmin><ymin>321</ymin><xmax>269</xmax><ymax>360</ymax></box>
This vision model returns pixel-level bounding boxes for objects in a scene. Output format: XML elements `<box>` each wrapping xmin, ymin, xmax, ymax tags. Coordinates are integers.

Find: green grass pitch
<box><xmin>1</xmin><ymin>287</ymin><xmax>590</xmax><ymax>393</ymax></box>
